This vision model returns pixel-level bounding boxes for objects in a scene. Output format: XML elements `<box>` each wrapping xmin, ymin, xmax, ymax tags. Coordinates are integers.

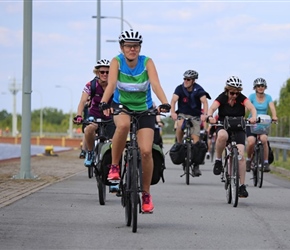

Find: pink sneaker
<box><xmin>107</xmin><ymin>164</ymin><xmax>120</xmax><ymax>180</ymax></box>
<box><xmin>141</xmin><ymin>192</ymin><xmax>154</xmax><ymax>213</ymax></box>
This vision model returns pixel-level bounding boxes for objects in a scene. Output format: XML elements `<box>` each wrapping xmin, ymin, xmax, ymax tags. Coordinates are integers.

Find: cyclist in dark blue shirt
<box><xmin>170</xmin><ymin>69</ymin><xmax>210</xmax><ymax>176</ymax></box>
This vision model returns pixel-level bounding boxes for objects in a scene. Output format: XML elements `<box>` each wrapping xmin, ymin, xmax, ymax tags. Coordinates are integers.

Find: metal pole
<box><xmin>9</xmin><ymin>78</ymin><xmax>21</xmax><ymax>137</ymax></box>
<box><xmin>121</xmin><ymin>0</ymin><xmax>124</xmax><ymax>32</ymax></box>
<box><xmin>96</xmin><ymin>0</ymin><xmax>101</xmax><ymax>61</ymax></box>
<box><xmin>14</xmin><ymin>0</ymin><xmax>35</xmax><ymax>179</ymax></box>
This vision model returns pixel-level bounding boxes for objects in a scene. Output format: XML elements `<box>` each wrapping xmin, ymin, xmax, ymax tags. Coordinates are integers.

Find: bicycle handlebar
<box><xmin>82</xmin><ymin>117</ymin><xmax>113</xmax><ymax>125</ymax></box>
<box><xmin>112</xmin><ymin>105</ymin><xmax>166</xmax><ymax>117</ymax></box>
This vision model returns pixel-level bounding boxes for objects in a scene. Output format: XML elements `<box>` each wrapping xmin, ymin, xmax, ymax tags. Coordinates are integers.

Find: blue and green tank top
<box><xmin>113</xmin><ymin>53</ymin><xmax>153</xmax><ymax>111</ymax></box>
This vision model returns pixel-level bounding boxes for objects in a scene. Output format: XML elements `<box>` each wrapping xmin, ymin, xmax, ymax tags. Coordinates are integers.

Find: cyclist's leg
<box><xmin>137</xmin><ymin>114</ymin><xmax>155</xmax><ymax>213</ymax></box>
<box><xmin>108</xmin><ymin>113</ymin><xmax>130</xmax><ymax>180</ymax></box>
<box><xmin>215</xmin><ymin>129</ymin><xmax>228</xmax><ymax>159</ymax></box>
<box><xmin>190</xmin><ymin>119</ymin><xmax>202</xmax><ymax>176</ymax></box>
<box><xmin>236</xmin><ymin>131</ymin><xmax>248</xmax><ymax>198</ymax></box>
<box><xmin>213</xmin><ymin>128</ymin><xmax>228</xmax><ymax>175</ymax></box>
<box><xmin>260</xmin><ymin>134</ymin><xmax>270</xmax><ymax>172</ymax></box>
<box><xmin>84</xmin><ymin>123</ymin><xmax>98</xmax><ymax>151</ymax></box>
<box><xmin>137</xmin><ymin>128</ymin><xmax>154</xmax><ymax>194</ymax></box>
<box><xmin>84</xmin><ymin>123</ymin><xmax>98</xmax><ymax>166</ymax></box>
<box><xmin>175</xmin><ymin>119</ymin><xmax>184</xmax><ymax>143</ymax></box>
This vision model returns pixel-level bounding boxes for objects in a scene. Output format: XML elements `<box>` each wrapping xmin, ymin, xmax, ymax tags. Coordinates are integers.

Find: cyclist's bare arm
<box><xmin>170</xmin><ymin>94</ymin><xmax>179</xmax><ymax>120</ymax></box>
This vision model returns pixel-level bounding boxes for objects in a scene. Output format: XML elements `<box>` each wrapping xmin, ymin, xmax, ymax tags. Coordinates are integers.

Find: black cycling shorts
<box><xmin>216</xmin><ymin>127</ymin><xmax>246</xmax><ymax>145</ymax></box>
<box><xmin>112</xmin><ymin>102</ymin><xmax>155</xmax><ymax>130</ymax></box>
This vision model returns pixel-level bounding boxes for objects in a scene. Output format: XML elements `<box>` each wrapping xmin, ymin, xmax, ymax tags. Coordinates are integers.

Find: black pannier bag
<box><xmin>99</xmin><ymin>142</ymin><xmax>115</xmax><ymax>186</ymax></box>
<box><xmin>223</xmin><ymin>116</ymin><xmax>246</xmax><ymax>131</ymax></box>
<box><xmin>268</xmin><ymin>141</ymin><xmax>274</xmax><ymax>164</ymax></box>
<box><xmin>151</xmin><ymin>143</ymin><xmax>166</xmax><ymax>185</ymax></box>
<box><xmin>169</xmin><ymin>143</ymin><xmax>186</xmax><ymax>165</ymax></box>
<box><xmin>191</xmin><ymin>140</ymin><xmax>207</xmax><ymax>165</ymax></box>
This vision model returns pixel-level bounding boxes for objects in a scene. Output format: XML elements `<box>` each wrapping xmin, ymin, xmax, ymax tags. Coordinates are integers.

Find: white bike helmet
<box><xmin>119</xmin><ymin>29</ymin><xmax>143</xmax><ymax>44</ymax></box>
<box><xmin>253</xmin><ymin>77</ymin><xmax>267</xmax><ymax>89</ymax></box>
<box><xmin>226</xmin><ymin>76</ymin><xmax>242</xmax><ymax>88</ymax></box>
<box><xmin>95</xmin><ymin>59</ymin><xmax>110</xmax><ymax>69</ymax></box>
<box><xmin>183</xmin><ymin>70</ymin><xmax>198</xmax><ymax>80</ymax></box>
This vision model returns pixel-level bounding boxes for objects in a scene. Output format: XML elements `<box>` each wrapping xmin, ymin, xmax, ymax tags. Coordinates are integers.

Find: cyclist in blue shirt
<box><xmin>246</xmin><ymin>78</ymin><xmax>278</xmax><ymax>172</ymax></box>
<box><xmin>170</xmin><ymin>70</ymin><xmax>210</xmax><ymax>176</ymax></box>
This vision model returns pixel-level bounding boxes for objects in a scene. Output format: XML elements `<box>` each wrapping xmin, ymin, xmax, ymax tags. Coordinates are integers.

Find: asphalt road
<box><xmin>1</xmin><ymin>144</ymin><xmax>290</xmax><ymax>250</ymax></box>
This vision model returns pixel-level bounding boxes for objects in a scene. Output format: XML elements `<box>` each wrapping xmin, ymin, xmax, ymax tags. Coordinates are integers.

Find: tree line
<box><xmin>0</xmin><ymin>79</ymin><xmax>289</xmax><ymax>137</ymax></box>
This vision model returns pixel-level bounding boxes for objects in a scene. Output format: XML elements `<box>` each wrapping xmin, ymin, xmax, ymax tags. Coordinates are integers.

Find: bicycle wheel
<box><xmin>96</xmin><ymin>175</ymin><xmax>106</xmax><ymax>205</ymax></box>
<box><xmin>185</xmin><ymin>143</ymin><xmax>191</xmax><ymax>185</ymax></box>
<box><xmin>124</xmin><ymin>152</ymin><xmax>132</xmax><ymax>227</ymax></box>
<box><xmin>95</xmin><ymin>142</ymin><xmax>106</xmax><ymax>205</ymax></box>
<box><xmin>131</xmin><ymin>148</ymin><xmax>139</xmax><ymax>233</ymax></box>
<box><xmin>257</xmin><ymin>145</ymin><xmax>264</xmax><ymax>188</ymax></box>
<box><xmin>88</xmin><ymin>165</ymin><xmax>94</xmax><ymax>178</ymax></box>
<box><xmin>231</xmin><ymin>147</ymin><xmax>239</xmax><ymax>207</ymax></box>
<box><xmin>252</xmin><ymin>151</ymin><xmax>258</xmax><ymax>187</ymax></box>
<box><xmin>224</xmin><ymin>155</ymin><xmax>232</xmax><ymax>204</ymax></box>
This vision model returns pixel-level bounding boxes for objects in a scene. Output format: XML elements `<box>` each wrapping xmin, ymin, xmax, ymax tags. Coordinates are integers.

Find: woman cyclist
<box><xmin>99</xmin><ymin>29</ymin><xmax>170</xmax><ymax>213</ymax></box>
<box><xmin>246</xmin><ymin>78</ymin><xmax>278</xmax><ymax>173</ymax></box>
<box><xmin>207</xmin><ymin>76</ymin><xmax>257</xmax><ymax>198</ymax></box>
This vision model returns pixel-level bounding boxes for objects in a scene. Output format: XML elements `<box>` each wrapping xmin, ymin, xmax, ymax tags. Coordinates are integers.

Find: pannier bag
<box><xmin>169</xmin><ymin>143</ymin><xmax>186</xmax><ymax>165</ymax></box>
<box><xmin>99</xmin><ymin>141</ymin><xmax>115</xmax><ymax>185</ymax></box>
<box><xmin>151</xmin><ymin>143</ymin><xmax>166</xmax><ymax>185</ymax></box>
<box><xmin>268</xmin><ymin>141</ymin><xmax>274</xmax><ymax>164</ymax></box>
<box><xmin>191</xmin><ymin>141</ymin><xmax>207</xmax><ymax>165</ymax></box>
<box><xmin>223</xmin><ymin>116</ymin><xmax>246</xmax><ymax>131</ymax></box>
<box><xmin>100</xmin><ymin>142</ymin><xmax>165</xmax><ymax>185</ymax></box>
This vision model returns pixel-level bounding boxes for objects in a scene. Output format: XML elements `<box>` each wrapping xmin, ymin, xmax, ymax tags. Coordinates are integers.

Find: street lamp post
<box><xmin>91</xmin><ymin>15</ymin><xmax>133</xmax><ymax>29</ymax></box>
<box><xmin>55</xmin><ymin>85</ymin><xmax>73</xmax><ymax>138</ymax></box>
<box><xmin>8</xmin><ymin>77</ymin><xmax>21</xmax><ymax>137</ymax></box>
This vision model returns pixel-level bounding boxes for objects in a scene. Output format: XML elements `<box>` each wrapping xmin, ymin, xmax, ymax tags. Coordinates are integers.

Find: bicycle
<box><xmin>83</xmin><ymin>117</ymin><xmax>115</xmax><ymax>205</ymax></box>
<box><xmin>248</xmin><ymin>115</ymin><xmax>276</xmax><ymax>188</ymax></box>
<box><xmin>217</xmin><ymin>116</ymin><xmax>249</xmax><ymax>207</ymax></box>
<box><xmin>178</xmin><ymin>114</ymin><xmax>202</xmax><ymax>185</ymax></box>
<box><xmin>113</xmin><ymin>105</ymin><xmax>162</xmax><ymax>233</ymax></box>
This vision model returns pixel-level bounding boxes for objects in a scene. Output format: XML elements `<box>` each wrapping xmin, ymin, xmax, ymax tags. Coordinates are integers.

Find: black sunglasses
<box><xmin>183</xmin><ymin>78</ymin><xmax>192</xmax><ymax>81</ymax></box>
<box><xmin>99</xmin><ymin>71</ymin><xmax>109</xmax><ymax>75</ymax></box>
<box><xmin>229</xmin><ymin>91</ymin><xmax>240</xmax><ymax>96</ymax></box>
<box><xmin>256</xmin><ymin>84</ymin><xmax>265</xmax><ymax>88</ymax></box>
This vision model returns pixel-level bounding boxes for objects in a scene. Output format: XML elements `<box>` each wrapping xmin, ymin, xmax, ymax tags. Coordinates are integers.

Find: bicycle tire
<box><xmin>96</xmin><ymin>175</ymin><xmax>106</xmax><ymax>205</ymax></box>
<box><xmin>252</xmin><ymin>148</ymin><xmax>258</xmax><ymax>187</ymax></box>
<box><xmin>125</xmin><ymin>170</ymin><xmax>132</xmax><ymax>227</ymax></box>
<box><xmin>257</xmin><ymin>145</ymin><xmax>264</xmax><ymax>188</ymax></box>
<box><xmin>185</xmin><ymin>143</ymin><xmax>191</xmax><ymax>185</ymax></box>
<box><xmin>131</xmin><ymin>148</ymin><xmax>139</xmax><ymax>233</ymax></box>
<box><xmin>88</xmin><ymin>165</ymin><xmax>94</xmax><ymax>178</ymax></box>
<box><xmin>94</xmin><ymin>142</ymin><xmax>106</xmax><ymax>205</ymax></box>
<box><xmin>231</xmin><ymin>147</ymin><xmax>239</xmax><ymax>207</ymax></box>
<box><xmin>224</xmin><ymin>154</ymin><xmax>232</xmax><ymax>204</ymax></box>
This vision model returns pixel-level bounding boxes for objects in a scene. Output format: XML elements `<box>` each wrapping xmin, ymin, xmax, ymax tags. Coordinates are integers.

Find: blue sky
<box><xmin>1</xmin><ymin>0</ymin><xmax>290</xmax><ymax>115</ymax></box>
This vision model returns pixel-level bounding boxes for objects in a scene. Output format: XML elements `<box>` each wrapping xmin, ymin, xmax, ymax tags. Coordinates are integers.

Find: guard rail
<box><xmin>268</xmin><ymin>137</ymin><xmax>290</xmax><ymax>162</ymax></box>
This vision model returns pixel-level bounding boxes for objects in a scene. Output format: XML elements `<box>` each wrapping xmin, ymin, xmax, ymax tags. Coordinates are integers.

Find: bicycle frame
<box><xmin>115</xmin><ymin>107</ymin><xmax>159</xmax><ymax>233</ymax></box>
<box><xmin>83</xmin><ymin>118</ymin><xmax>113</xmax><ymax>205</ymax></box>
<box><xmin>177</xmin><ymin>114</ymin><xmax>200</xmax><ymax>185</ymax></box>
<box><xmin>251</xmin><ymin>135</ymin><xmax>264</xmax><ymax>188</ymax></box>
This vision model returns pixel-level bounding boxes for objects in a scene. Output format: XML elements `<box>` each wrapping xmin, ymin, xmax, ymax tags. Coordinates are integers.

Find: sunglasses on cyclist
<box><xmin>256</xmin><ymin>84</ymin><xmax>265</xmax><ymax>88</ymax></box>
<box><xmin>99</xmin><ymin>71</ymin><xmax>109</xmax><ymax>75</ymax></box>
<box><xmin>229</xmin><ymin>91</ymin><xmax>240</xmax><ymax>96</ymax></box>
<box><xmin>183</xmin><ymin>78</ymin><xmax>192</xmax><ymax>81</ymax></box>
